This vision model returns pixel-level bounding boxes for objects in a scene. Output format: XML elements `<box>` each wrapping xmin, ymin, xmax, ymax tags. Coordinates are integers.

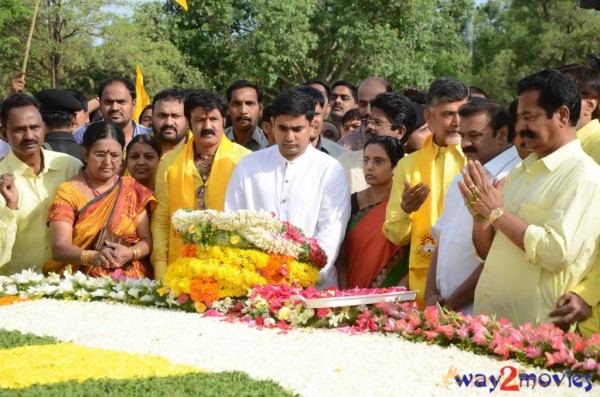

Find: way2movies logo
<box><xmin>442</xmin><ymin>365</ymin><xmax>593</xmax><ymax>392</ymax></box>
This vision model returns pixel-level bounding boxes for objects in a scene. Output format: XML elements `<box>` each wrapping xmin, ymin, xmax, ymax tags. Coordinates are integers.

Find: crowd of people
<box><xmin>1</xmin><ymin>61</ymin><xmax>600</xmax><ymax>338</ymax></box>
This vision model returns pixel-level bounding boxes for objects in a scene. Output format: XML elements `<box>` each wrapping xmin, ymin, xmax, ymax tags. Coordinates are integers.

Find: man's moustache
<box><xmin>519</xmin><ymin>129</ymin><xmax>538</xmax><ymax>139</ymax></box>
<box><xmin>200</xmin><ymin>129</ymin><xmax>216</xmax><ymax>136</ymax></box>
<box><xmin>462</xmin><ymin>147</ymin><xmax>477</xmax><ymax>154</ymax></box>
<box><xmin>236</xmin><ymin>116</ymin><xmax>252</xmax><ymax>121</ymax></box>
<box><xmin>21</xmin><ymin>140</ymin><xmax>38</xmax><ymax>145</ymax></box>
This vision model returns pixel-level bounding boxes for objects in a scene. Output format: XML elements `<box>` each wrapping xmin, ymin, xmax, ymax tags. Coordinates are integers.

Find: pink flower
<box><xmin>110</xmin><ymin>268</ymin><xmax>127</xmax><ymax>281</ymax></box>
<box><xmin>177</xmin><ymin>293</ymin><xmax>189</xmax><ymax>304</ymax></box>
<box><xmin>316</xmin><ymin>308</ymin><xmax>329</xmax><ymax>319</ymax></box>
<box><xmin>573</xmin><ymin>358</ymin><xmax>598</xmax><ymax>371</ymax></box>
<box><xmin>525</xmin><ymin>346</ymin><xmax>542</xmax><ymax>359</ymax></box>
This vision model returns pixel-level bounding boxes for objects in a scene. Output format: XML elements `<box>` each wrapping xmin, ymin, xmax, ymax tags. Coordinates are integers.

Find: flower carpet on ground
<box><xmin>0</xmin><ymin>299</ymin><xmax>595</xmax><ymax>396</ymax></box>
<box><xmin>1</xmin><ymin>271</ymin><xmax>600</xmax><ymax>396</ymax></box>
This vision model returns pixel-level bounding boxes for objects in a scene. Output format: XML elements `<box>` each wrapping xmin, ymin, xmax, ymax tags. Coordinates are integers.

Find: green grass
<box><xmin>0</xmin><ymin>329</ymin><xmax>59</xmax><ymax>349</ymax></box>
<box><xmin>0</xmin><ymin>372</ymin><xmax>300</xmax><ymax>397</ymax></box>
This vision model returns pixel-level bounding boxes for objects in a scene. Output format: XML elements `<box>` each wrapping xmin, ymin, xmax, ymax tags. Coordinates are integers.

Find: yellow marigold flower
<box><xmin>230</xmin><ymin>235</ymin><xmax>241</xmax><ymax>245</ymax></box>
<box><xmin>156</xmin><ymin>287</ymin><xmax>170</xmax><ymax>297</ymax></box>
<box><xmin>277</xmin><ymin>306</ymin><xmax>291</xmax><ymax>321</ymax></box>
<box><xmin>194</xmin><ymin>302</ymin><xmax>207</xmax><ymax>313</ymax></box>
<box><xmin>188</xmin><ymin>225</ymin><xmax>197</xmax><ymax>233</ymax></box>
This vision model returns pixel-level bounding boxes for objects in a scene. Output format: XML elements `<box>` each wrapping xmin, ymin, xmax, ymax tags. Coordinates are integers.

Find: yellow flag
<box><xmin>174</xmin><ymin>0</ymin><xmax>188</xmax><ymax>11</ymax></box>
<box><xmin>133</xmin><ymin>66</ymin><xmax>151</xmax><ymax>124</ymax></box>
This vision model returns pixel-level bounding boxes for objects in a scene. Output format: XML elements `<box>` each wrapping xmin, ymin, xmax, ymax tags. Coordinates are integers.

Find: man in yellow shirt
<box><xmin>151</xmin><ymin>90</ymin><xmax>250</xmax><ymax>280</ymax></box>
<box><xmin>462</xmin><ymin>70</ymin><xmax>600</xmax><ymax>327</ymax></box>
<box><xmin>383</xmin><ymin>78</ymin><xmax>469</xmax><ymax>307</ymax></box>
<box><xmin>0</xmin><ymin>94</ymin><xmax>82</xmax><ymax>275</ymax></box>
<box><xmin>549</xmin><ymin>63</ymin><xmax>600</xmax><ymax>337</ymax></box>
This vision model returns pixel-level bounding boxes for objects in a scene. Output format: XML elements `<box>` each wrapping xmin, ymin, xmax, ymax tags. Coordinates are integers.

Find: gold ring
<box><xmin>468</xmin><ymin>184</ymin><xmax>475</xmax><ymax>190</ymax></box>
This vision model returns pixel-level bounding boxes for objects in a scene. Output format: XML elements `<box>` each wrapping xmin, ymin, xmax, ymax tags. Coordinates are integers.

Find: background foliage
<box><xmin>0</xmin><ymin>0</ymin><xmax>599</xmax><ymax>103</ymax></box>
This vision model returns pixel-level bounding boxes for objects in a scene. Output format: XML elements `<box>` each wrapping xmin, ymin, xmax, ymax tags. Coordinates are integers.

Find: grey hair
<box><xmin>425</xmin><ymin>77</ymin><xmax>470</xmax><ymax>109</ymax></box>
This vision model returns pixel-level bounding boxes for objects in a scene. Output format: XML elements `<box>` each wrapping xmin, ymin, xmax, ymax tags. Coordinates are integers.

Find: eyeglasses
<box><xmin>195</xmin><ymin>185</ymin><xmax>206</xmax><ymax>210</ymax></box>
<box><xmin>361</xmin><ymin>117</ymin><xmax>392</xmax><ymax>128</ymax></box>
<box><xmin>90</xmin><ymin>152</ymin><xmax>122</xmax><ymax>163</ymax></box>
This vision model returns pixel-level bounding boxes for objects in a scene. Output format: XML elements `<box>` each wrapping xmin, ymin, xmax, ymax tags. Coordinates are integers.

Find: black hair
<box><xmin>0</xmin><ymin>93</ymin><xmax>40</xmax><ymax>127</ymax></box>
<box><xmin>295</xmin><ymin>85</ymin><xmax>325</xmax><ymax>108</ymax></box>
<box><xmin>152</xmin><ymin>88</ymin><xmax>185</xmax><ymax>106</ymax></box>
<box><xmin>425</xmin><ymin>77</ymin><xmax>470</xmax><ymax>109</ymax></box>
<box><xmin>260</xmin><ymin>103</ymin><xmax>273</xmax><ymax>124</ymax></box>
<box><xmin>126</xmin><ymin>133</ymin><xmax>163</xmax><ymax>159</ymax></box>
<box><xmin>342</xmin><ymin>108</ymin><xmax>361</xmax><ymax>124</ymax></box>
<box><xmin>370</xmin><ymin>92</ymin><xmax>417</xmax><ymax>140</ymax></box>
<box><xmin>469</xmin><ymin>86</ymin><xmax>488</xmax><ymax>99</ymax></box>
<box><xmin>41</xmin><ymin>111</ymin><xmax>74</xmax><ymax>130</ymax></box>
<box><xmin>559</xmin><ymin>63</ymin><xmax>600</xmax><ymax>119</ymax></box>
<box><xmin>98</xmin><ymin>77</ymin><xmax>136</xmax><ymax>101</ymax></box>
<box><xmin>459</xmin><ymin>99</ymin><xmax>515</xmax><ymax>143</ymax></box>
<box><xmin>363</xmin><ymin>135</ymin><xmax>404</xmax><ymax>168</ymax></box>
<box><xmin>226</xmin><ymin>80</ymin><xmax>263</xmax><ymax>104</ymax></box>
<box><xmin>517</xmin><ymin>69</ymin><xmax>581</xmax><ymax>127</ymax></box>
<box><xmin>184</xmin><ymin>89</ymin><xmax>228</xmax><ymax>120</ymax></box>
<box><xmin>331</xmin><ymin>80</ymin><xmax>358</xmax><ymax>102</ymax></box>
<box><xmin>139</xmin><ymin>104</ymin><xmax>153</xmax><ymax>120</ymax></box>
<box><xmin>303</xmin><ymin>78</ymin><xmax>332</xmax><ymax>101</ymax></box>
<box><xmin>82</xmin><ymin>121</ymin><xmax>126</xmax><ymax>151</ymax></box>
<box><xmin>65</xmin><ymin>89</ymin><xmax>88</xmax><ymax>112</ymax></box>
<box><xmin>272</xmin><ymin>89</ymin><xmax>316</xmax><ymax>122</ymax></box>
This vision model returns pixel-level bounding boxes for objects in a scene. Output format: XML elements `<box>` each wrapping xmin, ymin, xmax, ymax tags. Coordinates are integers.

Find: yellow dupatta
<box><xmin>409</xmin><ymin>134</ymin><xmax>465</xmax><ymax>307</ymax></box>
<box><xmin>166</xmin><ymin>134</ymin><xmax>249</xmax><ymax>263</ymax></box>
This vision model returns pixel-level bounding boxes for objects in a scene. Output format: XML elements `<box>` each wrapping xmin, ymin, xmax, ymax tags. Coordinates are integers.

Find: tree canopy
<box><xmin>0</xmin><ymin>0</ymin><xmax>599</xmax><ymax>102</ymax></box>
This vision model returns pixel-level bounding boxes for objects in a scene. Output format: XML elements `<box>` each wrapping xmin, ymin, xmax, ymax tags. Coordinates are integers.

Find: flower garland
<box><xmin>3</xmin><ymin>270</ymin><xmax>600</xmax><ymax>378</ymax></box>
<box><xmin>171</xmin><ymin>209</ymin><xmax>327</xmax><ymax>268</ymax></box>
<box><xmin>165</xmin><ymin>209</ymin><xmax>324</xmax><ymax>303</ymax></box>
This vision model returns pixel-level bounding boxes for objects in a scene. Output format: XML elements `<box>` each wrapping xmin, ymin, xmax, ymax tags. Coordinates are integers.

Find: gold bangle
<box><xmin>80</xmin><ymin>250</ymin><xmax>96</xmax><ymax>266</ymax></box>
<box><xmin>131</xmin><ymin>246</ymin><xmax>142</xmax><ymax>261</ymax></box>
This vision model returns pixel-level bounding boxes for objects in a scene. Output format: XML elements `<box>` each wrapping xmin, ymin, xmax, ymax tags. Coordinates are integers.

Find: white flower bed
<box><xmin>0</xmin><ymin>300</ymin><xmax>581</xmax><ymax>396</ymax></box>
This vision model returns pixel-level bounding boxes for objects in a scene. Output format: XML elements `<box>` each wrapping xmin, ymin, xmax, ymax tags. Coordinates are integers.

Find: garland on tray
<box><xmin>164</xmin><ymin>210</ymin><xmax>325</xmax><ymax>301</ymax></box>
<box><xmin>2</xmin><ymin>269</ymin><xmax>600</xmax><ymax>379</ymax></box>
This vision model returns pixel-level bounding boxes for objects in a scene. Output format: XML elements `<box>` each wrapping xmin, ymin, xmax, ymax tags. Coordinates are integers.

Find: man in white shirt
<box><xmin>225</xmin><ymin>89</ymin><xmax>351</xmax><ymax>289</ymax></box>
<box><xmin>424</xmin><ymin>99</ymin><xmax>521</xmax><ymax>314</ymax></box>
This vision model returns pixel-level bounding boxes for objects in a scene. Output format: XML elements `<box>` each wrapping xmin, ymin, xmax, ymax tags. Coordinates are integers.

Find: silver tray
<box><xmin>291</xmin><ymin>290</ymin><xmax>418</xmax><ymax>309</ymax></box>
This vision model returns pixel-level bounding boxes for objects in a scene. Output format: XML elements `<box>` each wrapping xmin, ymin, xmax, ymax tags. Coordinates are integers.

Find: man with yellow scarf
<box><xmin>151</xmin><ymin>90</ymin><xmax>251</xmax><ymax>280</ymax></box>
<box><xmin>383</xmin><ymin>78</ymin><xmax>470</xmax><ymax>308</ymax></box>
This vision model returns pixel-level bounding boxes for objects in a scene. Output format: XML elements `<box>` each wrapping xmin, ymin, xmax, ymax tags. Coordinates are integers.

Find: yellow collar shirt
<box><xmin>0</xmin><ymin>149</ymin><xmax>82</xmax><ymax>275</ymax></box>
<box><xmin>577</xmin><ymin>118</ymin><xmax>600</xmax><ymax>164</ymax></box>
<box><xmin>474</xmin><ymin>140</ymin><xmax>600</xmax><ymax>325</ymax></box>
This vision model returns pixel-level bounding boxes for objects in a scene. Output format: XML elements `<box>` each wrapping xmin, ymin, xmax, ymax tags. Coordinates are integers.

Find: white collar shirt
<box><xmin>432</xmin><ymin>146</ymin><xmax>521</xmax><ymax>314</ymax></box>
<box><xmin>225</xmin><ymin>145</ymin><xmax>351</xmax><ymax>288</ymax></box>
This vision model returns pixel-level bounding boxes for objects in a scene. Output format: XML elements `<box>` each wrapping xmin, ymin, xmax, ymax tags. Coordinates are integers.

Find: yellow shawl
<box><xmin>409</xmin><ymin>134</ymin><xmax>465</xmax><ymax>307</ymax></box>
<box><xmin>166</xmin><ymin>135</ymin><xmax>249</xmax><ymax>263</ymax></box>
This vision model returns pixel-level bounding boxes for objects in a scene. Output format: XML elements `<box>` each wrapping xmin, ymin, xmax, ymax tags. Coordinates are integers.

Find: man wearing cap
<box><xmin>0</xmin><ymin>94</ymin><xmax>82</xmax><ymax>275</ymax></box>
<box><xmin>35</xmin><ymin>89</ymin><xmax>84</xmax><ymax>162</ymax></box>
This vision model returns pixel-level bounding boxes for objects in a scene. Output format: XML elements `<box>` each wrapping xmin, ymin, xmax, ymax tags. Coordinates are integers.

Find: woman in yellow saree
<box><xmin>44</xmin><ymin>122</ymin><xmax>156</xmax><ymax>278</ymax></box>
<box><xmin>336</xmin><ymin>136</ymin><xmax>408</xmax><ymax>289</ymax></box>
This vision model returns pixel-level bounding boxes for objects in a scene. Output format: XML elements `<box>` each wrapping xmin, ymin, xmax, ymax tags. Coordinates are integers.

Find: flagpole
<box><xmin>22</xmin><ymin>0</ymin><xmax>42</xmax><ymax>74</ymax></box>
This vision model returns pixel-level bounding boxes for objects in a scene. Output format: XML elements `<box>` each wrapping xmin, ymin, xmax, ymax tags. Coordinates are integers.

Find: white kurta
<box><xmin>432</xmin><ymin>146</ymin><xmax>521</xmax><ymax>314</ymax></box>
<box><xmin>225</xmin><ymin>145</ymin><xmax>351</xmax><ymax>288</ymax></box>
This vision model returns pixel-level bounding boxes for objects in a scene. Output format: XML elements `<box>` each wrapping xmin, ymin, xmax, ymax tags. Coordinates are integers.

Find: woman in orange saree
<box><xmin>44</xmin><ymin>122</ymin><xmax>156</xmax><ymax>278</ymax></box>
<box><xmin>336</xmin><ymin>136</ymin><xmax>408</xmax><ymax>289</ymax></box>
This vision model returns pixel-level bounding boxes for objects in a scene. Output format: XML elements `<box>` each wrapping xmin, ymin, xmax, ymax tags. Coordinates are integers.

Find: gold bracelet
<box><xmin>80</xmin><ymin>250</ymin><xmax>96</xmax><ymax>266</ymax></box>
<box><xmin>131</xmin><ymin>246</ymin><xmax>142</xmax><ymax>261</ymax></box>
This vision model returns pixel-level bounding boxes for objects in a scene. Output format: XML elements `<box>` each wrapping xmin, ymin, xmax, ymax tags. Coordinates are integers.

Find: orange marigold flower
<box><xmin>189</xmin><ymin>276</ymin><xmax>220</xmax><ymax>302</ymax></box>
<box><xmin>260</xmin><ymin>254</ymin><xmax>292</xmax><ymax>283</ymax></box>
<box><xmin>0</xmin><ymin>296</ymin><xmax>29</xmax><ymax>306</ymax></box>
<box><xmin>181</xmin><ymin>245</ymin><xmax>197</xmax><ymax>258</ymax></box>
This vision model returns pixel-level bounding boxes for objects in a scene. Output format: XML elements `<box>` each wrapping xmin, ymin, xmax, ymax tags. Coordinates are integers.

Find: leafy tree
<box><xmin>471</xmin><ymin>0</ymin><xmax>600</xmax><ymax>103</ymax></box>
<box><xmin>167</xmin><ymin>0</ymin><xmax>475</xmax><ymax>98</ymax></box>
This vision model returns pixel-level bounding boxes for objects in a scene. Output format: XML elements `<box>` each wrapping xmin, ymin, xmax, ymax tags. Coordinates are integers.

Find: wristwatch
<box><xmin>488</xmin><ymin>207</ymin><xmax>508</xmax><ymax>225</ymax></box>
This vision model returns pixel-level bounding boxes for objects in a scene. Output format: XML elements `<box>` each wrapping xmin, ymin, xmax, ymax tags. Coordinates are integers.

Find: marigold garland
<box><xmin>165</xmin><ymin>210</ymin><xmax>323</xmax><ymax>303</ymax></box>
<box><xmin>0</xmin><ymin>296</ymin><xmax>29</xmax><ymax>306</ymax></box>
